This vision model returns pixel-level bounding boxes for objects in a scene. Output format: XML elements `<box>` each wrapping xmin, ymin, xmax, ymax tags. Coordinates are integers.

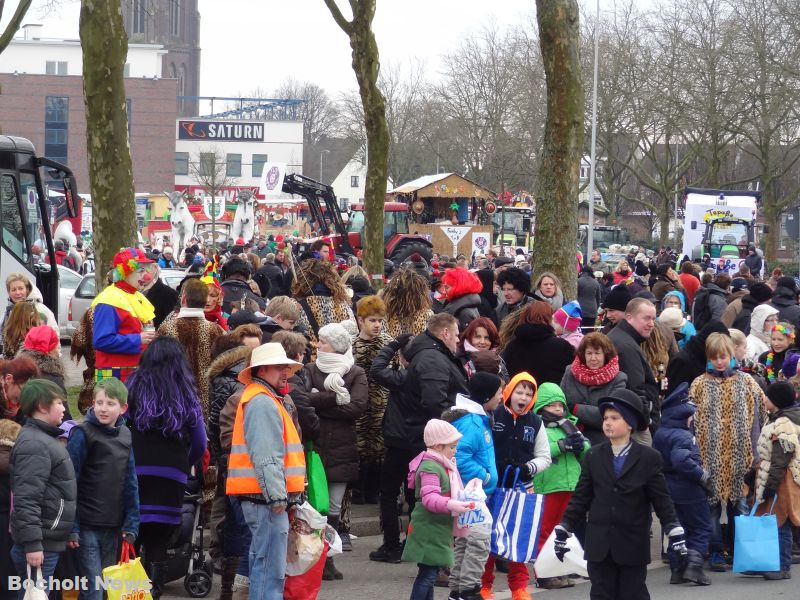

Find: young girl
<box><xmin>402</xmin><ymin>419</ymin><xmax>473</xmax><ymax>600</ymax></box>
<box><xmin>759</xmin><ymin>322</ymin><xmax>795</xmax><ymax>383</ymax></box>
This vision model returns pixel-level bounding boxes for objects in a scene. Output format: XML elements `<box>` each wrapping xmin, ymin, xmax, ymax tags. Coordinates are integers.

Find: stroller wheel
<box><xmin>184</xmin><ymin>570</ymin><xmax>212</xmax><ymax>597</ymax></box>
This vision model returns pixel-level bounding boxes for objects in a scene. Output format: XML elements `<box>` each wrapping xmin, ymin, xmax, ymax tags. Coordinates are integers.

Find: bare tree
<box><xmin>273</xmin><ymin>78</ymin><xmax>341</xmax><ymax>146</ymax></box>
<box><xmin>323</xmin><ymin>0</ymin><xmax>388</xmax><ymax>286</ymax></box>
<box><xmin>81</xmin><ymin>0</ymin><xmax>138</xmax><ymax>280</ymax></box>
<box><xmin>0</xmin><ymin>1</ymin><xmax>32</xmax><ymax>55</ymax></box>
<box><xmin>189</xmin><ymin>146</ymin><xmax>238</xmax><ymax>251</ymax></box>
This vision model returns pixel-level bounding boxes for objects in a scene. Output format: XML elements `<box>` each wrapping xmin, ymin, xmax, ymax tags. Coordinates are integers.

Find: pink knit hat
<box><xmin>424</xmin><ymin>419</ymin><xmax>462</xmax><ymax>447</ymax></box>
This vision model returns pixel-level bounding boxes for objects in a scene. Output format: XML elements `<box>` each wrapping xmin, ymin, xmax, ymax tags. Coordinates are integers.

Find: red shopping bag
<box><xmin>283</xmin><ymin>542</ymin><xmax>329</xmax><ymax>600</ymax></box>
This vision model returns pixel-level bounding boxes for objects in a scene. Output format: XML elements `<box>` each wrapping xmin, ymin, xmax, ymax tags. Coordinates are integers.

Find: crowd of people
<box><xmin>1</xmin><ymin>235</ymin><xmax>800</xmax><ymax>600</ymax></box>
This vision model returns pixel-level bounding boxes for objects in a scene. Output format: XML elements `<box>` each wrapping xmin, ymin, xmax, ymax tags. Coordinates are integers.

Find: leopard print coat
<box><xmin>352</xmin><ymin>332</ymin><xmax>394</xmax><ymax>464</ymax></box>
<box><xmin>386</xmin><ymin>309</ymin><xmax>433</xmax><ymax>339</ymax></box>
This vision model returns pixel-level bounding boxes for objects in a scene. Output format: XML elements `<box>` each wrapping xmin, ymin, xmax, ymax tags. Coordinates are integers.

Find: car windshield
<box><xmin>708</xmin><ymin>222</ymin><xmax>748</xmax><ymax>246</ymax></box>
<box><xmin>348</xmin><ymin>210</ymin><xmax>364</xmax><ymax>233</ymax></box>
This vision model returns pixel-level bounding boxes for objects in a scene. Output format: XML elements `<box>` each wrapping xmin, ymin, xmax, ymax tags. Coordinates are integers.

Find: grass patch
<box><xmin>67</xmin><ymin>385</ymin><xmax>83</xmax><ymax>421</ymax></box>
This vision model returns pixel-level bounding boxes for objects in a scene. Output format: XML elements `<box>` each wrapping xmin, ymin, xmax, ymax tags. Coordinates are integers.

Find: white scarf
<box><xmin>315</xmin><ymin>348</ymin><xmax>355</xmax><ymax>405</ymax></box>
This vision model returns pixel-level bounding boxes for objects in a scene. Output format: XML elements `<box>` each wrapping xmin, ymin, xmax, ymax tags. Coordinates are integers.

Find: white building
<box><xmin>174</xmin><ymin>118</ymin><xmax>303</xmax><ymax>203</ymax></box>
<box><xmin>0</xmin><ymin>23</ymin><xmax>165</xmax><ymax>77</ymax></box>
<box><xmin>329</xmin><ymin>154</ymin><xmax>392</xmax><ymax>210</ymax></box>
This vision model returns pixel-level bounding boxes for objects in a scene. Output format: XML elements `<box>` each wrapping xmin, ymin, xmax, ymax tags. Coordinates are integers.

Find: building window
<box><xmin>44</xmin><ymin>96</ymin><xmax>69</xmax><ymax>164</ymax></box>
<box><xmin>132</xmin><ymin>0</ymin><xmax>146</xmax><ymax>34</ymax></box>
<box><xmin>226</xmin><ymin>154</ymin><xmax>242</xmax><ymax>177</ymax></box>
<box><xmin>339</xmin><ymin>198</ymin><xmax>350</xmax><ymax>211</ymax></box>
<box><xmin>198</xmin><ymin>152</ymin><xmax>217</xmax><ymax>178</ymax></box>
<box><xmin>350</xmin><ymin>176</ymin><xmax>359</xmax><ymax>188</ymax></box>
<box><xmin>252</xmin><ymin>154</ymin><xmax>268</xmax><ymax>177</ymax></box>
<box><xmin>169</xmin><ymin>0</ymin><xmax>181</xmax><ymax>36</ymax></box>
<box><xmin>175</xmin><ymin>152</ymin><xmax>189</xmax><ymax>176</ymax></box>
<box><xmin>45</xmin><ymin>61</ymin><xmax>68</xmax><ymax>75</ymax></box>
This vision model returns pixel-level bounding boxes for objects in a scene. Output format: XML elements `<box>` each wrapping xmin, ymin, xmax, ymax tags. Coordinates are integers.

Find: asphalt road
<box><xmin>160</xmin><ymin>533</ymin><xmax>796</xmax><ymax>600</ymax></box>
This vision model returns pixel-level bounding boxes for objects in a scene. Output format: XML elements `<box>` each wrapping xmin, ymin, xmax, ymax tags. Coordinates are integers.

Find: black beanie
<box><xmin>750</xmin><ymin>282</ymin><xmax>773</xmax><ymax>303</ymax></box>
<box><xmin>468</xmin><ymin>372</ymin><xmax>503</xmax><ymax>406</ymax></box>
<box><xmin>602</xmin><ymin>284</ymin><xmax>632</xmax><ymax>312</ymax></box>
<box><xmin>777</xmin><ymin>276</ymin><xmax>797</xmax><ymax>293</ymax></box>
<box><xmin>766</xmin><ymin>381</ymin><xmax>796</xmax><ymax>410</ymax></box>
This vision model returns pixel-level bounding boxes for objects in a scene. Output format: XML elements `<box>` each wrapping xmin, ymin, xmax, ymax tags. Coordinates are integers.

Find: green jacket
<box><xmin>532</xmin><ymin>382</ymin><xmax>589</xmax><ymax>494</ymax></box>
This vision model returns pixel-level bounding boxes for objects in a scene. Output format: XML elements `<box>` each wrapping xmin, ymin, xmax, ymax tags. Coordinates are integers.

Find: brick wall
<box><xmin>0</xmin><ymin>73</ymin><xmax>177</xmax><ymax>193</ymax></box>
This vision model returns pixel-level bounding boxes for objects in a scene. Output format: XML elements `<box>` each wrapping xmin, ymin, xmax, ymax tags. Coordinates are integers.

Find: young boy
<box><xmin>9</xmin><ymin>379</ymin><xmax>76</xmax><ymax>594</ymax></box>
<box><xmin>652</xmin><ymin>383</ymin><xmax>713</xmax><ymax>586</ymax></box>
<box><xmin>753</xmin><ymin>381</ymin><xmax>800</xmax><ymax>580</ymax></box>
<box><xmin>482</xmin><ymin>373</ymin><xmax>552</xmax><ymax>600</ymax></box>
<box><xmin>66</xmin><ymin>377</ymin><xmax>139</xmax><ymax>600</ymax></box>
<box><xmin>530</xmin><ymin>382</ymin><xmax>589</xmax><ymax>590</ymax></box>
<box><xmin>352</xmin><ymin>295</ymin><xmax>395</xmax><ymax>504</ymax></box>
<box><xmin>555</xmin><ymin>388</ymin><xmax>687</xmax><ymax>600</ymax></box>
<box><xmin>443</xmin><ymin>372</ymin><xmax>504</xmax><ymax>600</ymax></box>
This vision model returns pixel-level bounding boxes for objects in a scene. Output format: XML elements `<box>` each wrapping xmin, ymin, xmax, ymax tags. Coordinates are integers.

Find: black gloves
<box><xmin>558</xmin><ymin>432</ymin><xmax>585</xmax><ymax>455</ymax></box>
<box><xmin>393</xmin><ymin>333</ymin><xmax>412</xmax><ymax>349</ymax></box>
<box><xmin>504</xmin><ymin>460</ymin><xmax>534</xmax><ymax>482</ymax></box>
<box><xmin>667</xmin><ymin>526</ymin><xmax>687</xmax><ymax>556</ymax></box>
<box><xmin>554</xmin><ymin>525</ymin><xmax>572</xmax><ymax>561</ymax></box>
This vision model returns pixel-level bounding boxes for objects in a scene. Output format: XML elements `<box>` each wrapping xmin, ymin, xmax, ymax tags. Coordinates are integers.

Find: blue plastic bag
<box><xmin>733</xmin><ymin>498</ymin><xmax>780</xmax><ymax>573</ymax></box>
<box><xmin>489</xmin><ymin>466</ymin><xmax>546</xmax><ymax>563</ymax></box>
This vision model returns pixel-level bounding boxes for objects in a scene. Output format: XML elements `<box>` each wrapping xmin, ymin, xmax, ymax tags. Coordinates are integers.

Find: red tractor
<box><xmin>347</xmin><ymin>201</ymin><xmax>433</xmax><ymax>265</ymax></box>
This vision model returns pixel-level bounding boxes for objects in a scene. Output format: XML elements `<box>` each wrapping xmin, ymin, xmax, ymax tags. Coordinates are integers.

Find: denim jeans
<box><xmin>241</xmin><ymin>501</ymin><xmax>289</xmax><ymax>600</ymax></box>
<box><xmin>410</xmin><ymin>564</ymin><xmax>439</xmax><ymax>600</ymax></box>
<box><xmin>709</xmin><ymin>499</ymin><xmax>746</xmax><ymax>554</ymax></box>
<box><xmin>10</xmin><ymin>545</ymin><xmax>61</xmax><ymax>600</ymax></box>
<box><xmin>77</xmin><ymin>527</ymin><xmax>121</xmax><ymax>600</ymax></box>
<box><xmin>778</xmin><ymin>521</ymin><xmax>793</xmax><ymax>571</ymax></box>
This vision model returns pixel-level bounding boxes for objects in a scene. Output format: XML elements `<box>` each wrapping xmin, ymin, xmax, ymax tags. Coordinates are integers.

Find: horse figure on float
<box><xmin>166</xmin><ymin>190</ymin><xmax>195</xmax><ymax>261</ymax></box>
<box><xmin>233</xmin><ymin>189</ymin><xmax>256</xmax><ymax>243</ymax></box>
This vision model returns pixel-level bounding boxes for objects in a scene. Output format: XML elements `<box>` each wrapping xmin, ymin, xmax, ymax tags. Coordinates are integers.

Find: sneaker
<box><xmin>683</xmin><ymin>565</ymin><xmax>712</xmax><ymax>586</ymax></box>
<box><xmin>537</xmin><ymin>577</ymin><xmax>574</xmax><ymax>589</ymax></box>
<box><xmin>669</xmin><ymin>569</ymin><xmax>686</xmax><ymax>584</ymax></box>
<box><xmin>368</xmin><ymin>544</ymin><xmax>402</xmax><ymax>564</ymax></box>
<box><xmin>458</xmin><ymin>587</ymin><xmax>483</xmax><ymax>600</ymax></box>
<box><xmin>480</xmin><ymin>587</ymin><xmax>494</xmax><ymax>600</ymax></box>
<box><xmin>510</xmin><ymin>589</ymin><xmax>532</xmax><ymax>600</ymax></box>
<box><xmin>763</xmin><ymin>571</ymin><xmax>790</xmax><ymax>580</ymax></box>
<box><xmin>709</xmin><ymin>552</ymin><xmax>728</xmax><ymax>572</ymax></box>
<box><xmin>339</xmin><ymin>531</ymin><xmax>353</xmax><ymax>552</ymax></box>
<box><xmin>447</xmin><ymin>592</ymin><xmax>460</xmax><ymax>600</ymax></box>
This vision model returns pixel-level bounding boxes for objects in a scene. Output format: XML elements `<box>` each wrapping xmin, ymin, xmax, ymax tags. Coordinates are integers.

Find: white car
<box><xmin>57</xmin><ymin>265</ymin><xmax>83</xmax><ymax>340</ymax></box>
<box><xmin>65</xmin><ymin>268</ymin><xmax>188</xmax><ymax>338</ymax></box>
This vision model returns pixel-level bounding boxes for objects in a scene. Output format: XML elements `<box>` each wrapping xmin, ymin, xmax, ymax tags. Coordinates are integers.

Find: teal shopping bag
<box><xmin>733</xmin><ymin>498</ymin><xmax>779</xmax><ymax>573</ymax></box>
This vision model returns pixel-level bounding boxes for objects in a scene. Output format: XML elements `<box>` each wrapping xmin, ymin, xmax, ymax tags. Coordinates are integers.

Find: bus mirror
<box><xmin>63</xmin><ymin>175</ymin><xmax>79</xmax><ymax>218</ymax></box>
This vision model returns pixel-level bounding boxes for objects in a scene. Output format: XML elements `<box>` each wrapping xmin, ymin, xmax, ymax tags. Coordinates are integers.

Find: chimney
<box><xmin>23</xmin><ymin>24</ymin><xmax>43</xmax><ymax>41</ymax></box>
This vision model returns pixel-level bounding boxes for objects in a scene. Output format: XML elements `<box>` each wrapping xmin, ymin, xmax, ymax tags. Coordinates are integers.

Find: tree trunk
<box><xmin>659</xmin><ymin>202</ymin><xmax>671</xmax><ymax>247</ymax></box>
<box><xmin>324</xmin><ymin>0</ymin><xmax>387</xmax><ymax>289</ymax></box>
<box><xmin>761</xmin><ymin>182</ymin><xmax>780</xmax><ymax>263</ymax></box>
<box><xmin>533</xmin><ymin>0</ymin><xmax>583</xmax><ymax>299</ymax></box>
<box><xmin>80</xmin><ymin>0</ymin><xmax>137</xmax><ymax>281</ymax></box>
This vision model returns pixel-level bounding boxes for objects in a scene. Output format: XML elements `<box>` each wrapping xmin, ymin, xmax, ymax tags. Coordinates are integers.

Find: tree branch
<box><xmin>323</xmin><ymin>0</ymin><xmax>353</xmax><ymax>34</ymax></box>
<box><xmin>0</xmin><ymin>0</ymin><xmax>32</xmax><ymax>55</ymax></box>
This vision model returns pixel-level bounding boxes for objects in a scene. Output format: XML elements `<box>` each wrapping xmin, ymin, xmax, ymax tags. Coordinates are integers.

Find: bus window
<box><xmin>0</xmin><ymin>174</ymin><xmax>28</xmax><ymax>262</ymax></box>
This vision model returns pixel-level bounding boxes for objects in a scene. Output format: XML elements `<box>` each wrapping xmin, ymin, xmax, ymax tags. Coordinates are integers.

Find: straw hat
<box><xmin>238</xmin><ymin>343</ymin><xmax>303</xmax><ymax>384</ymax></box>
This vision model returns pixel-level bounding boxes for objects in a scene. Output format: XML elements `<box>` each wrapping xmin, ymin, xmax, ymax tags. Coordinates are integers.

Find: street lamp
<box><xmin>320</xmin><ymin>149</ymin><xmax>330</xmax><ymax>182</ymax></box>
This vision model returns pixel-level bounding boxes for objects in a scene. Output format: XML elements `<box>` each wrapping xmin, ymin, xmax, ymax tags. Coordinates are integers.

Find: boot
<box><xmin>145</xmin><ymin>561</ymin><xmax>168</xmax><ymax>600</ymax></box>
<box><xmin>322</xmin><ymin>556</ymin><xmax>343</xmax><ymax>581</ymax></box>
<box><xmin>683</xmin><ymin>550</ymin><xmax>711</xmax><ymax>585</ymax></box>
<box><xmin>329</xmin><ymin>514</ymin><xmax>352</xmax><ymax>552</ymax></box>
<box><xmin>669</xmin><ymin>569</ymin><xmax>686</xmax><ymax>584</ymax></box>
<box><xmin>218</xmin><ymin>557</ymin><xmax>239</xmax><ymax>600</ymax></box>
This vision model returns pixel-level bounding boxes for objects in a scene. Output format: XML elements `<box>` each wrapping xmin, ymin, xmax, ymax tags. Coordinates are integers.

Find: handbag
<box><xmin>22</xmin><ymin>566</ymin><xmax>48</xmax><ymax>600</ymax></box>
<box><xmin>733</xmin><ymin>497</ymin><xmax>780</xmax><ymax>573</ymax></box>
<box><xmin>535</xmin><ymin>528</ymin><xmax>589</xmax><ymax>578</ymax></box>
<box><xmin>101</xmin><ymin>540</ymin><xmax>154</xmax><ymax>600</ymax></box>
<box><xmin>488</xmin><ymin>466</ymin><xmax>546</xmax><ymax>563</ymax></box>
<box><xmin>305</xmin><ymin>441</ymin><xmax>330</xmax><ymax>515</ymax></box>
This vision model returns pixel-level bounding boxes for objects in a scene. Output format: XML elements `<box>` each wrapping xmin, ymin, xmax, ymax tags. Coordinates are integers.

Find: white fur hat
<box><xmin>318</xmin><ymin>323</ymin><xmax>352</xmax><ymax>354</ymax></box>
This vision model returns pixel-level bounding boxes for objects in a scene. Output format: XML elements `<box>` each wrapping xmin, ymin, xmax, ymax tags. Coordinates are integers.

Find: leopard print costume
<box><xmin>296</xmin><ymin>296</ymin><xmax>355</xmax><ymax>360</ymax></box>
<box><xmin>386</xmin><ymin>308</ymin><xmax>433</xmax><ymax>339</ymax></box>
<box><xmin>691</xmin><ymin>371</ymin><xmax>764</xmax><ymax>505</ymax></box>
<box><xmin>352</xmin><ymin>332</ymin><xmax>394</xmax><ymax>464</ymax></box>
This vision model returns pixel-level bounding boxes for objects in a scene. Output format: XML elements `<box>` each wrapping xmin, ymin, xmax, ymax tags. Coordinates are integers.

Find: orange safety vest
<box><xmin>226</xmin><ymin>382</ymin><xmax>306</xmax><ymax>496</ymax></box>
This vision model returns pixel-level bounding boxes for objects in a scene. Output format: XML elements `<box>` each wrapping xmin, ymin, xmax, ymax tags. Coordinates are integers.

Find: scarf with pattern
<box><xmin>570</xmin><ymin>355</ymin><xmax>620</xmax><ymax>387</ymax></box>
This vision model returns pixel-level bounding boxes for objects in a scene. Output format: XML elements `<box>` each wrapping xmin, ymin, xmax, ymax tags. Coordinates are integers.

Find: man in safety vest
<box><xmin>226</xmin><ymin>342</ymin><xmax>305</xmax><ymax>600</ymax></box>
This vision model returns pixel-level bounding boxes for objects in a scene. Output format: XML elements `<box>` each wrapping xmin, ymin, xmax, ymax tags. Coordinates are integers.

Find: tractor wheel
<box><xmin>389</xmin><ymin>241</ymin><xmax>433</xmax><ymax>267</ymax></box>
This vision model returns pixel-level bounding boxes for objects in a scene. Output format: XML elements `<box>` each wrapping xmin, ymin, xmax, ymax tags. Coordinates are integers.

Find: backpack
<box><xmin>61</xmin><ymin>254</ymin><xmax>77</xmax><ymax>271</ymax></box>
<box><xmin>692</xmin><ymin>288</ymin><xmax>713</xmax><ymax>330</ymax></box>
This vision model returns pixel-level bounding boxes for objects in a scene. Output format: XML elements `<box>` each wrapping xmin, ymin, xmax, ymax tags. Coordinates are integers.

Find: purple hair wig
<box><xmin>126</xmin><ymin>336</ymin><xmax>202</xmax><ymax>437</ymax></box>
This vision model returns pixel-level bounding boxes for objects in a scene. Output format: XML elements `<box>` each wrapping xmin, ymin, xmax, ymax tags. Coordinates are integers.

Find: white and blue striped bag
<box><xmin>489</xmin><ymin>466</ymin><xmax>546</xmax><ymax>563</ymax></box>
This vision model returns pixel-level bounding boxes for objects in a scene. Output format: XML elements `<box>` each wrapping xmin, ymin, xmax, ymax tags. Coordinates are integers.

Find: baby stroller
<box><xmin>153</xmin><ymin>475</ymin><xmax>213</xmax><ymax>597</ymax></box>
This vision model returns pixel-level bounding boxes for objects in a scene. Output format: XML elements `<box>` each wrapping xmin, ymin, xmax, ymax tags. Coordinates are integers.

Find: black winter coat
<box><xmin>770</xmin><ymin>286</ymin><xmax>800</xmax><ymax>330</ymax></box>
<box><xmin>502</xmin><ymin>323</ymin><xmax>574</xmax><ymax>385</ymax></box>
<box><xmin>10</xmin><ymin>419</ymin><xmax>77</xmax><ymax>553</ymax></box>
<box><xmin>444</xmin><ymin>293</ymin><xmax>482</xmax><ymax>331</ymax></box>
<box><xmin>370</xmin><ymin>343</ymin><xmax>425</xmax><ymax>452</ymax></box>
<box><xmin>607</xmin><ymin>320</ymin><xmax>660</xmax><ymax>427</ymax></box>
<box><xmin>289</xmin><ymin>363</ymin><xmax>368</xmax><ymax>483</ymax></box>
<box><xmin>145</xmin><ymin>278</ymin><xmax>179</xmax><ymax>329</ymax></box>
<box><xmin>731</xmin><ymin>293</ymin><xmax>763</xmax><ymax>335</ymax></box>
<box><xmin>253</xmin><ymin>262</ymin><xmax>282</xmax><ymax>299</ymax></box>
<box><xmin>206</xmin><ymin>346</ymin><xmax>250</xmax><ymax>460</ymax></box>
<box><xmin>665</xmin><ymin>320</ymin><xmax>729</xmax><ymax>395</ymax></box>
<box><xmin>577</xmin><ymin>273</ymin><xmax>601</xmax><ymax>320</ymax></box>
<box><xmin>404</xmin><ymin>331</ymin><xmax>469</xmax><ymax>422</ymax></box>
<box><xmin>559</xmin><ymin>441</ymin><xmax>680</xmax><ymax>566</ymax></box>
<box><xmin>220</xmin><ymin>278</ymin><xmax>267</xmax><ymax>313</ymax></box>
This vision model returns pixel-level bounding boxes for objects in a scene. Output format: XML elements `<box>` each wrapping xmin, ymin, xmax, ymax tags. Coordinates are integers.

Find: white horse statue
<box><xmin>166</xmin><ymin>190</ymin><xmax>195</xmax><ymax>260</ymax></box>
<box><xmin>232</xmin><ymin>189</ymin><xmax>256</xmax><ymax>242</ymax></box>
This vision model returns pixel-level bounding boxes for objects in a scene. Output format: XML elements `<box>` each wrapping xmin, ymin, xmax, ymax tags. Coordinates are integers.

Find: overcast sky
<box><xmin>5</xmin><ymin>0</ymin><xmax>648</xmax><ymax>112</ymax></box>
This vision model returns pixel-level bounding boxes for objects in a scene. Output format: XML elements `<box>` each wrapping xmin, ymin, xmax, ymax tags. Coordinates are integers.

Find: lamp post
<box><xmin>320</xmin><ymin>149</ymin><xmax>330</xmax><ymax>182</ymax></box>
<box><xmin>586</xmin><ymin>0</ymin><xmax>600</xmax><ymax>264</ymax></box>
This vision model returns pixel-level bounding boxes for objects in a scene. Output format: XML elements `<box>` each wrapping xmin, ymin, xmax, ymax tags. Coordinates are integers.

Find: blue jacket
<box><xmin>652</xmin><ymin>383</ymin><xmax>706</xmax><ymax>503</ymax></box>
<box><xmin>443</xmin><ymin>394</ymin><xmax>498</xmax><ymax>496</ymax></box>
<box><xmin>661</xmin><ymin>291</ymin><xmax>697</xmax><ymax>349</ymax></box>
<box><xmin>66</xmin><ymin>410</ymin><xmax>140</xmax><ymax>537</ymax></box>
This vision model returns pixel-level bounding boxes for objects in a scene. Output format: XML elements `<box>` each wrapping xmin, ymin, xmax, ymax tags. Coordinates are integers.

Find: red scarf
<box><xmin>204</xmin><ymin>306</ymin><xmax>229</xmax><ymax>331</ymax></box>
<box><xmin>570</xmin><ymin>354</ymin><xmax>620</xmax><ymax>386</ymax></box>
